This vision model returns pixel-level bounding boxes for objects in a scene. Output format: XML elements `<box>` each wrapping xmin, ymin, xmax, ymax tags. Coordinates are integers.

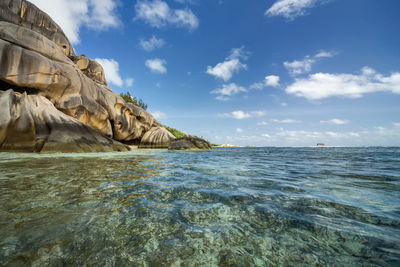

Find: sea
<box><xmin>0</xmin><ymin>147</ymin><xmax>399</xmax><ymax>266</ymax></box>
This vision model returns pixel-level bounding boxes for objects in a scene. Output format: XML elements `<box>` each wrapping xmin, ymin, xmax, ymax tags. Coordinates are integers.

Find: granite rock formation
<box><xmin>168</xmin><ymin>136</ymin><xmax>212</xmax><ymax>151</ymax></box>
<box><xmin>139</xmin><ymin>127</ymin><xmax>176</xmax><ymax>149</ymax></box>
<box><xmin>0</xmin><ymin>90</ymin><xmax>128</xmax><ymax>152</ymax></box>
<box><xmin>0</xmin><ymin>0</ymin><xmax>173</xmax><ymax>152</ymax></box>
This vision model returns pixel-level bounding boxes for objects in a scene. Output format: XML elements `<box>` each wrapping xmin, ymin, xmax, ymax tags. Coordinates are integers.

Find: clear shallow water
<box><xmin>0</xmin><ymin>147</ymin><xmax>399</xmax><ymax>266</ymax></box>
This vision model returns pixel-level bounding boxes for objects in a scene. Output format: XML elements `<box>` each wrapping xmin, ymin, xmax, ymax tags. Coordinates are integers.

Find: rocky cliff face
<box><xmin>0</xmin><ymin>0</ymin><xmax>172</xmax><ymax>152</ymax></box>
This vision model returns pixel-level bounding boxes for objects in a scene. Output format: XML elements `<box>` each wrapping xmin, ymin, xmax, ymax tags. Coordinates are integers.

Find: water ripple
<box><xmin>0</xmin><ymin>147</ymin><xmax>399</xmax><ymax>266</ymax></box>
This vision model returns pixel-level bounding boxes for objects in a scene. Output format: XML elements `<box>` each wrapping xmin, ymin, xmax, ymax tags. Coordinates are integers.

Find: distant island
<box><xmin>213</xmin><ymin>144</ymin><xmax>241</xmax><ymax>148</ymax></box>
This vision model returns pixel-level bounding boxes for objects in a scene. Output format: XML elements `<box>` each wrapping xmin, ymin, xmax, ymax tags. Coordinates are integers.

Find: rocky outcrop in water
<box><xmin>168</xmin><ymin>136</ymin><xmax>212</xmax><ymax>151</ymax></box>
<box><xmin>0</xmin><ymin>0</ymin><xmax>173</xmax><ymax>152</ymax></box>
<box><xmin>139</xmin><ymin>127</ymin><xmax>176</xmax><ymax>149</ymax></box>
<box><xmin>0</xmin><ymin>90</ymin><xmax>128</xmax><ymax>152</ymax></box>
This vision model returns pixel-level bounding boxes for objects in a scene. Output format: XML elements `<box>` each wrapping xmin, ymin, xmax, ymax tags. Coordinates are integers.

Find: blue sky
<box><xmin>31</xmin><ymin>0</ymin><xmax>400</xmax><ymax>146</ymax></box>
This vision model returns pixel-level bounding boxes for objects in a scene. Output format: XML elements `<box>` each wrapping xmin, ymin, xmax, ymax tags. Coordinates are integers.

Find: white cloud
<box><xmin>262</xmin><ymin>133</ymin><xmax>271</xmax><ymax>138</ymax></box>
<box><xmin>315</xmin><ymin>50</ymin><xmax>335</xmax><ymax>58</ymax></box>
<box><xmin>211</xmin><ymin>83</ymin><xmax>247</xmax><ymax>101</ymax></box>
<box><xmin>95</xmin><ymin>58</ymin><xmax>123</xmax><ymax>86</ymax></box>
<box><xmin>394</xmin><ymin>122</ymin><xmax>400</xmax><ymax>128</ymax></box>
<box><xmin>145</xmin><ymin>58</ymin><xmax>167</xmax><ymax>74</ymax></box>
<box><xmin>284</xmin><ymin>50</ymin><xmax>335</xmax><ymax>76</ymax></box>
<box><xmin>236</xmin><ymin>128</ymin><xmax>244</xmax><ymax>133</ymax></box>
<box><xmin>219</xmin><ymin>110</ymin><xmax>266</xmax><ymax>120</ymax></box>
<box><xmin>151</xmin><ymin>111</ymin><xmax>167</xmax><ymax>120</ymax></box>
<box><xmin>257</xmin><ymin>121</ymin><xmax>269</xmax><ymax>126</ymax></box>
<box><xmin>125</xmin><ymin>78</ymin><xmax>134</xmax><ymax>87</ymax></box>
<box><xmin>206</xmin><ymin>47</ymin><xmax>249</xmax><ymax>81</ymax></box>
<box><xmin>271</xmin><ymin>119</ymin><xmax>301</xmax><ymax>123</ymax></box>
<box><xmin>281</xmin><ymin>102</ymin><xmax>288</xmax><ymax>107</ymax></box>
<box><xmin>320</xmin><ymin>119</ymin><xmax>349</xmax><ymax>125</ymax></box>
<box><xmin>30</xmin><ymin>0</ymin><xmax>120</xmax><ymax>44</ymax></box>
<box><xmin>286</xmin><ymin>67</ymin><xmax>400</xmax><ymax>100</ymax></box>
<box><xmin>250</xmin><ymin>75</ymin><xmax>280</xmax><ymax>89</ymax></box>
<box><xmin>139</xmin><ymin>35</ymin><xmax>165</xmax><ymax>51</ymax></box>
<box><xmin>265</xmin><ymin>75</ymin><xmax>281</xmax><ymax>87</ymax></box>
<box><xmin>135</xmin><ymin>0</ymin><xmax>199</xmax><ymax>30</ymax></box>
<box><xmin>265</xmin><ymin>0</ymin><xmax>325</xmax><ymax>20</ymax></box>
<box><xmin>284</xmin><ymin>57</ymin><xmax>315</xmax><ymax>75</ymax></box>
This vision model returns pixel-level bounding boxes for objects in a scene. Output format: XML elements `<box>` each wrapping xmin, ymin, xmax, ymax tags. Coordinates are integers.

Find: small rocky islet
<box><xmin>0</xmin><ymin>0</ymin><xmax>210</xmax><ymax>152</ymax></box>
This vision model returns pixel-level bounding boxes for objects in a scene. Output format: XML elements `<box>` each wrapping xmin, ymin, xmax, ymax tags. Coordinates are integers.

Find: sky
<box><xmin>30</xmin><ymin>0</ymin><xmax>400</xmax><ymax>146</ymax></box>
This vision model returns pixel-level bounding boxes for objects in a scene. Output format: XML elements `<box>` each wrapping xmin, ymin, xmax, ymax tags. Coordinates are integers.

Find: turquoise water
<box><xmin>0</xmin><ymin>147</ymin><xmax>399</xmax><ymax>266</ymax></box>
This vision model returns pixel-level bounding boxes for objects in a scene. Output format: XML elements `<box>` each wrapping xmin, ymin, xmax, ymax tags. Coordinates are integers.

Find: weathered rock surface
<box><xmin>70</xmin><ymin>55</ymin><xmax>107</xmax><ymax>86</ymax></box>
<box><xmin>139</xmin><ymin>127</ymin><xmax>176</xmax><ymax>148</ymax></box>
<box><xmin>0</xmin><ymin>20</ymin><xmax>155</xmax><ymax>141</ymax></box>
<box><xmin>0</xmin><ymin>90</ymin><xmax>129</xmax><ymax>153</ymax></box>
<box><xmin>0</xmin><ymin>0</ymin><xmax>74</xmax><ymax>57</ymax></box>
<box><xmin>168</xmin><ymin>136</ymin><xmax>212</xmax><ymax>151</ymax></box>
<box><xmin>0</xmin><ymin>0</ymin><xmax>191</xmax><ymax>153</ymax></box>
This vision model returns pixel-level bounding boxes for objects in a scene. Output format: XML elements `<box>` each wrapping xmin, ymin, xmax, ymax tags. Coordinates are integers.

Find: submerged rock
<box><xmin>168</xmin><ymin>136</ymin><xmax>212</xmax><ymax>151</ymax></box>
<box><xmin>139</xmin><ymin>127</ymin><xmax>176</xmax><ymax>148</ymax></box>
<box><xmin>0</xmin><ymin>90</ymin><xmax>129</xmax><ymax>153</ymax></box>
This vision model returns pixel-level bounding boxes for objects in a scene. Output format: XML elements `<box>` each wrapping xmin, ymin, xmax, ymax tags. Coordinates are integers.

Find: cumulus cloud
<box><xmin>257</xmin><ymin>121</ymin><xmax>269</xmax><ymax>126</ymax></box>
<box><xmin>250</xmin><ymin>75</ymin><xmax>280</xmax><ymax>90</ymax></box>
<box><xmin>219</xmin><ymin>110</ymin><xmax>266</xmax><ymax>120</ymax></box>
<box><xmin>271</xmin><ymin>119</ymin><xmax>301</xmax><ymax>123</ymax></box>
<box><xmin>211</xmin><ymin>83</ymin><xmax>247</xmax><ymax>101</ymax></box>
<box><xmin>284</xmin><ymin>50</ymin><xmax>335</xmax><ymax>76</ymax></box>
<box><xmin>206</xmin><ymin>47</ymin><xmax>249</xmax><ymax>81</ymax></box>
<box><xmin>236</xmin><ymin>128</ymin><xmax>244</xmax><ymax>133</ymax></box>
<box><xmin>139</xmin><ymin>35</ymin><xmax>165</xmax><ymax>51</ymax></box>
<box><xmin>135</xmin><ymin>0</ymin><xmax>199</xmax><ymax>30</ymax></box>
<box><xmin>285</xmin><ymin>67</ymin><xmax>400</xmax><ymax>100</ymax></box>
<box><xmin>145</xmin><ymin>58</ymin><xmax>167</xmax><ymax>74</ymax></box>
<box><xmin>265</xmin><ymin>0</ymin><xmax>326</xmax><ymax>20</ymax></box>
<box><xmin>95</xmin><ymin>58</ymin><xmax>123</xmax><ymax>86</ymax></box>
<box><xmin>30</xmin><ymin>0</ymin><xmax>120</xmax><ymax>44</ymax></box>
<box><xmin>320</xmin><ymin>119</ymin><xmax>349</xmax><ymax>125</ymax></box>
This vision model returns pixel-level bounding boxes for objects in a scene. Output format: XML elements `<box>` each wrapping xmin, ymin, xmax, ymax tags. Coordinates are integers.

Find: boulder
<box><xmin>0</xmin><ymin>20</ymin><xmax>153</xmax><ymax>143</ymax></box>
<box><xmin>139</xmin><ymin>127</ymin><xmax>176</xmax><ymax>148</ymax></box>
<box><xmin>0</xmin><ymin>0</ymin><xmax>163</xmax><ymax>152</ymax></box>
<box><xmin>0</xmin><ymin>89</ymin><xmax>129</xmax><ymax>153</ymax></box>
<box><xmin>168</xmin><ymin>136</ymin><xmax>212</xmax><ymax>151</ymax></box>
<box><xmin>70</xmin><ymin>55</ymin><xmax>108</xmax><ymax>86</ymax></box>
<box><xmin>0</xmin><ymin>0</ymin><xmax>75</xmax><ymax>57</ymax></box>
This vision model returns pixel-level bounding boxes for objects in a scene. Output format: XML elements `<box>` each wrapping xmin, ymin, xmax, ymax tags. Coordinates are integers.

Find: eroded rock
<box><xmin>168</xmin><ymin>136</ymin><xmax>212</xmax><ymax>151</ymax></box>
<box><xmin>0</xmin><ymin>20</ymin><xmax>153</xmax><ymax>143</ymax></box>
<box><xmin>0</xmin><ymin>90</ymin><xmax>129</xmax><ymax>153</ymax></box>
<box><xmin>139</xmin><ymin>127</ymin><xmax>176</xmax><ymax>148</ymax></box>
<box><xmin>0</xmin><ymin>0</ymin><xmax>161</xmax><ymax>152</ymax></box>
<box><xmin>0</xmin><ymin>0</ymin><xmax>75</xmax><ymax>57</ymax></box>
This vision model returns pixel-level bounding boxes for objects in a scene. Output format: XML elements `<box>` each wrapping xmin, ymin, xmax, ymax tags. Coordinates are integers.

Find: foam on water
<box><xmin>0</xmin><ymin>147</ymin><xmax>399</xmax><ymax>266</ymax></box>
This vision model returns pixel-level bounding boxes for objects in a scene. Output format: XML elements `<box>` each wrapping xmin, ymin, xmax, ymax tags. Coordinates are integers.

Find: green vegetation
<box><xmin>120</xmin><ymin>92</ymin><xmax>148</xmax><ymax>110</ymax></box>
<box><xmin>165</xmin><ymin>126</ymin><xmax>186</xmax><ymax>138</ymax></box>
